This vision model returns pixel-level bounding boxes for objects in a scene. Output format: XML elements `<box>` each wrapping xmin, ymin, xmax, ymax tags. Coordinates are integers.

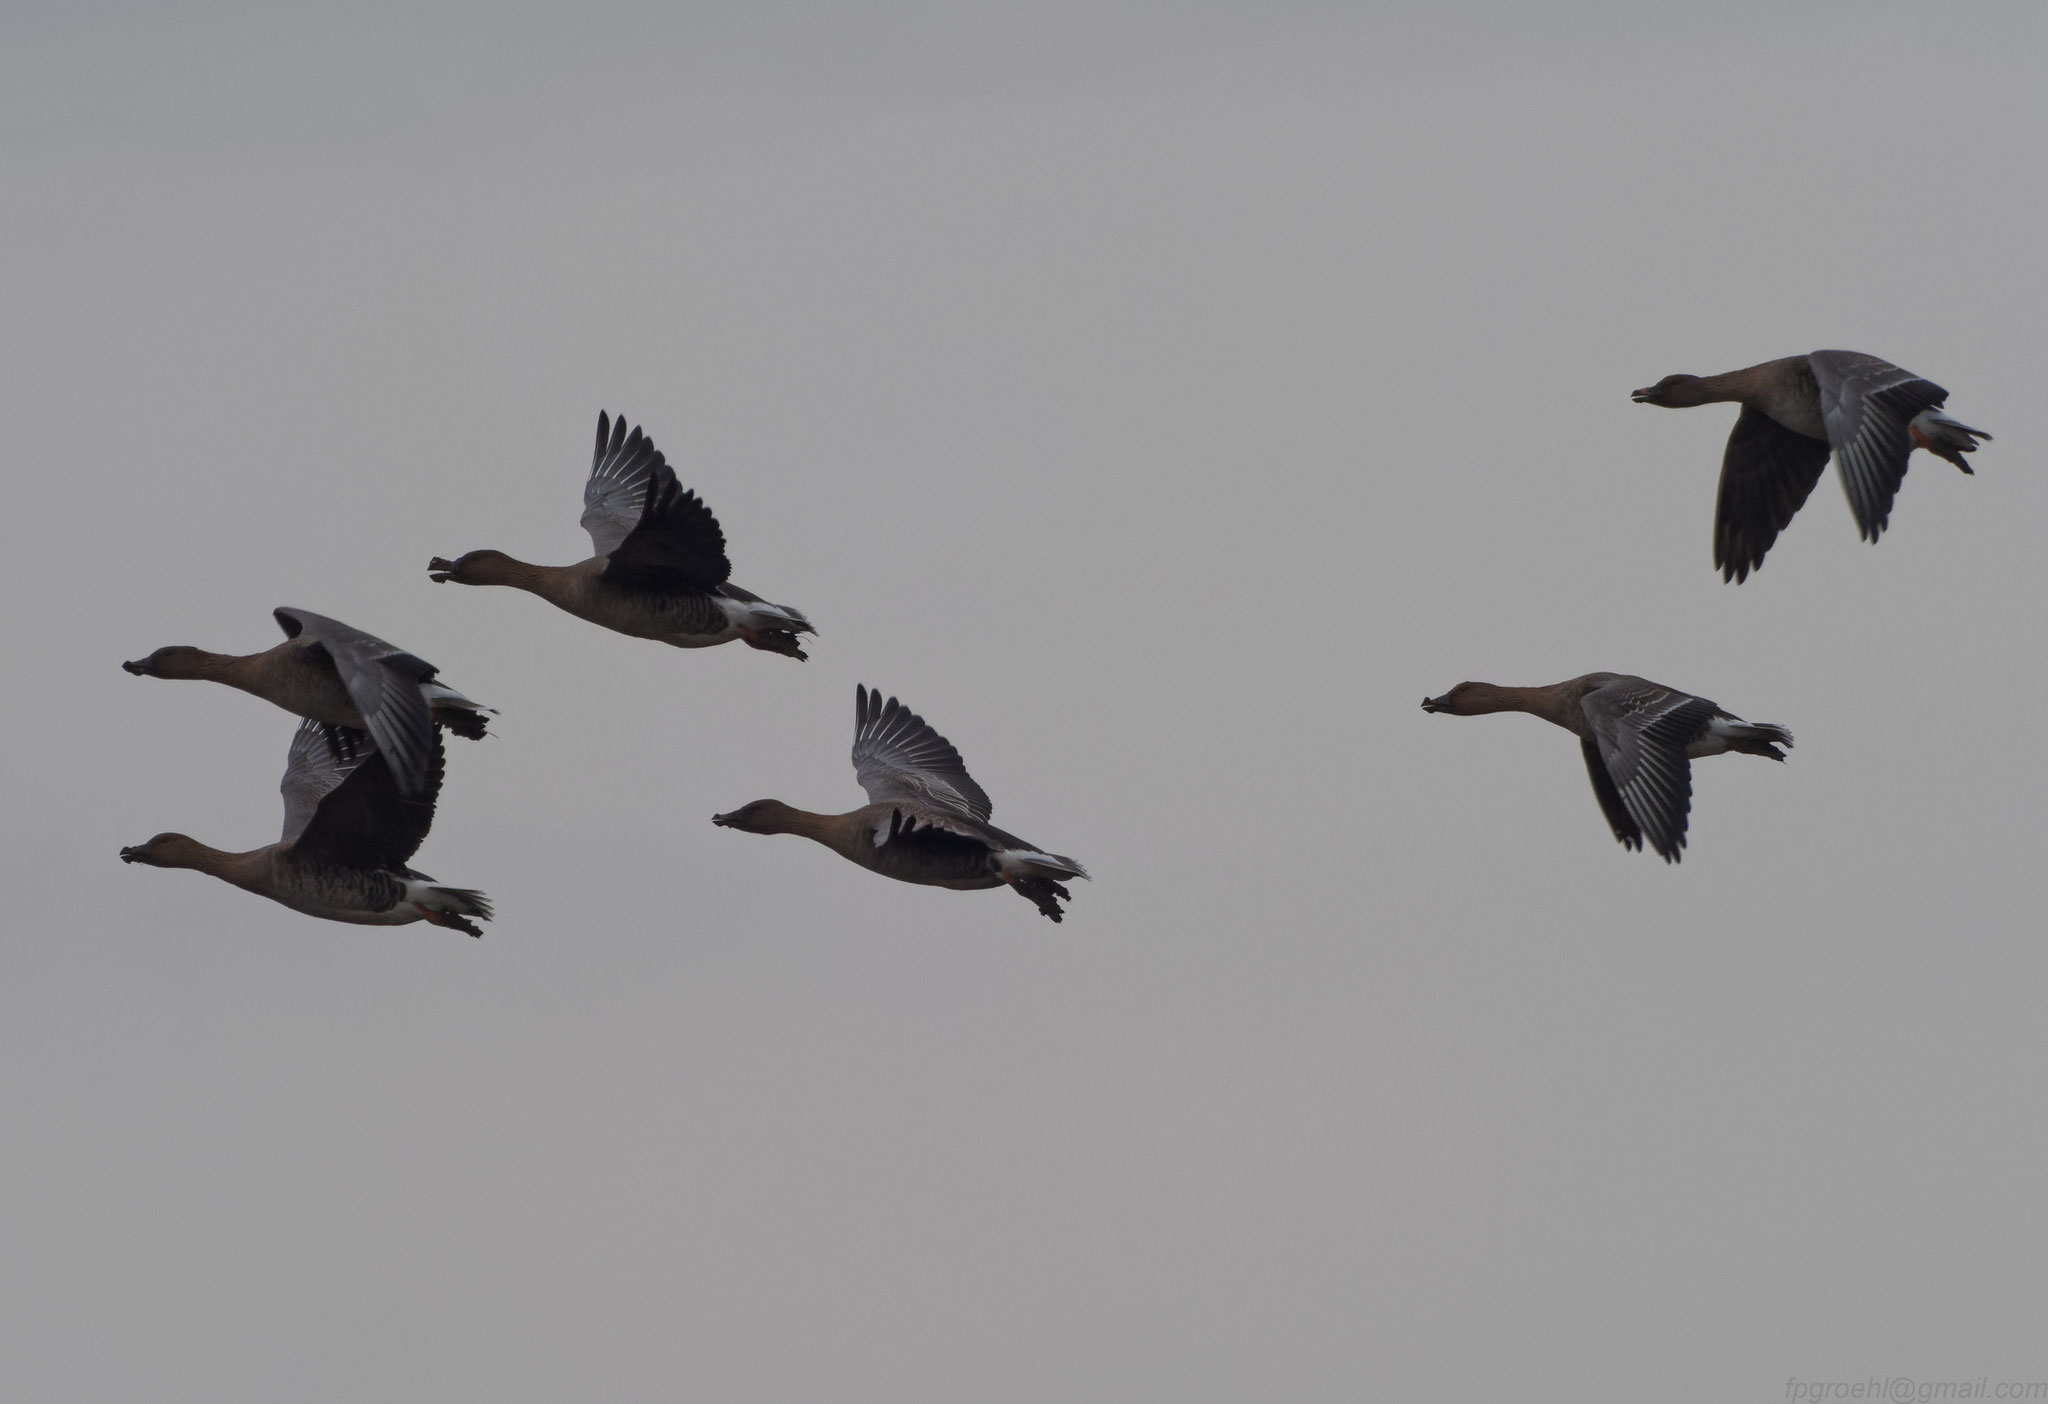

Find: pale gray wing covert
<box><xmin>273</xmin><ymin>607</ymin><xmax>437</xmax><ymax>798</ymax></box>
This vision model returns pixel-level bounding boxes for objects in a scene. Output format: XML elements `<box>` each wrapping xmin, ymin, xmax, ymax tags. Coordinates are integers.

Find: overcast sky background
<box><xmin>5</xmin><ymin>3</ymin><xmax>2046</xmax><ymax>1400</ymax></box>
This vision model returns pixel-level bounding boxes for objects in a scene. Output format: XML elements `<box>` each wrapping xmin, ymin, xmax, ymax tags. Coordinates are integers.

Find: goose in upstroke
<box><xmin>428</xmin><ymin>411</ymin><xmax>813</xmax><ymax>658</ymax></box>
<box><xmin>713</xmin><ymin>685</ymin><xmax>1088</xmax><ymax>921</ymax></box>
<box><xmin>120</xmin><ymin>720</ymin><xmax>492</xmax><ymax>935</ymax></box>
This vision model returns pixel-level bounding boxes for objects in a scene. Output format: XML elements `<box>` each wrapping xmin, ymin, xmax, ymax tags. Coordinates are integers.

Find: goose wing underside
<box><xmin>850</xmin><ymin>684</ymin><xmax>994</xmax><ymax>822</ymax></box>
<box><xmin>1713</xmin><ymin>406</ymin><xmax>1832</xmax><ymax>583</ymax></box>
<box><xmin>281</xmin><ymin>720</ymin><xmax>442</xmax><ymax>871</ymax></box>
<box><xmin>579</xmin><ymin>411</ymin><xmax>731</xmax><ymax>593</ymax></box>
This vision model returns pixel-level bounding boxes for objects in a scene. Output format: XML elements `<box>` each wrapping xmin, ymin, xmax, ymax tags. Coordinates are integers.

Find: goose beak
<box><xmin>121</xmin><ymin>659</ymin><xmax>149</xmax><ymax>675</ymax></box>
<box><xmin>1420</xmin><ymin>695</ymin><xmax>1449</xmax><ymax>713</ymax></box>
<box><xmin>427</xmin><ymin>557</ymin><xmax>457</xmax><ymax>583</ymax></box>
<box><xmin>119</xmin><ymin>845</ymin><xmax>146</xmax><ymax>863</ymax></box>
<box><xmin>1630</xmin><ymin>385</ymin><xmax>1659</xmax><ymax>403</ymax></box>
<box><xmin>711</xmin><ymin>812</ymin><xmax>733</xmax><ymax>827</ymax></box>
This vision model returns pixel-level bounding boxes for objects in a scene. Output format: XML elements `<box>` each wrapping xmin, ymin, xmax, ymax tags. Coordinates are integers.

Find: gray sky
<box><xmin>5</xmin><ymin>2</ymin><xmax>2046</xmax><ymax>1399</ymax></box>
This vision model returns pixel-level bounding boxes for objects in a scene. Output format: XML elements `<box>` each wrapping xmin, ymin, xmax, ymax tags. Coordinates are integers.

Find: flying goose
<box><xmin>429</xmin><ymin>411</ymin><xmax>813</xmax><ymax>658</ymax></box>
<box><xmin>120</xmin><ymin>720</ymin><xmax>492</xmax><ymax>936</ymax></box>
<box><xmin>1421</xmin><ymin>673</ymin><xmax>1792</xmax><ymax>862</ymax></box>
<box><xmin>123</xmin><ymin>607</ymin><xmax>491</xmax><ymax>798</ymax></box>
<box><xmin>713</xmin><ymin>685</ymin><xmax>1089</xmax><ymax>921</ymax></box>
<box><xmin>1632</xmin><ymin>350</ymin><xmax>1988</xmax><ymax>581</ymax></box>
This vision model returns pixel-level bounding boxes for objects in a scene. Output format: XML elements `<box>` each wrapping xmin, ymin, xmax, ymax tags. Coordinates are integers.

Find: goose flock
<box><xmin>1426</xmin><ymin>349</ymin><xmax>1984</xmax><ymax>862</ymax></box>
<box><xmin>120</xmin><ymin>410</ymin><xmax>1090</xmax><ymax>931</ymax></box>
<box><xmin>121</xmin><ymin>353</ymin><xmax>1986</xmax><ymax>934</ymax></box>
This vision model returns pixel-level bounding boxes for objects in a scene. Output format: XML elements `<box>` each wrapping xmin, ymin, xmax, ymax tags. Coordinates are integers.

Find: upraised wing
<box><xmin>279</xmin><ymin>719</ymin><xmax>441</xmax><ymax>872</ymax></box>
<box><xmin>280</xmin><ymin>721</ymin><xmax>369</xmax><ymax>847</ymax></box>
<box><xmin>1579</xmin><ymin>677</ymin><xmax>1717</xmax><ymax>863</ymax></box>
<box><xmin>274</xmin><ymin>607</ymin><xmax>438</xmax><ymax>797</ymax></box>
<box><xmin>1809</xmin><ymin>349</ymin><xmax>1949</xmax><ymax>543</ymax></box>
<box><xmin>850</xmin><ymin>684</ymin><xmax>993</xmax><ymax>822</ymax></box>
<box><xmin>578</xmin><ymin>411</ymin><xmax>731</xmax><ymax>593</ymax></box>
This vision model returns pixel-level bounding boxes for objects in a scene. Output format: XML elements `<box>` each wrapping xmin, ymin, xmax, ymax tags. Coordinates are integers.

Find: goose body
<box><xmin>714</xmin><ymin>685</ymin><xmax>1088</xmax><ymax>921</ymax></box>
<box><xmin>1421</xmin><ymin>672</ymin><xmax>1792</xmax><ymax>862</ymax></box>
<box><xmin>120</xmin><ymin>721</ymin><xmax>492</xmax><ymax>936</ymax></box>
<box><xmin>1633</xmin><ymin>350</ymin><xmax>1988</xmax><ymax>581</ymax></box>
<box><xmin>123</xmin><ymin>607</ymin><xmax>491</xmax><ymax>797</ymax></box>
<box><xmin>429</xmin><ymin>412</ymin><xmax>813</xmax><ymax>658</ymax></box>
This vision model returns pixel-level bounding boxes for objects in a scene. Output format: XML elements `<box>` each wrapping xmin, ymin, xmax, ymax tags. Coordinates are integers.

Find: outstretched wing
<box><xmin>1713</xmin><ymin>406</ymin><xmax>1832</xmax><ymax>583</ymax></box>
<box><xmin>1579</xmin><ymin>735</ymin><xmax>1642</xmax><ymax>854</ymax></box>
<box><xmin>850</xmin><ymin>684</ymin><xmax>993</xmax><ymax>822</ymax></box>
<box><xmin>578</xmin><ymin>411</ymin><xmax>731</xmax><ymax>592</ymax></box>
<box><xmin>1579</xmin><ymin>677</ymin><xmax>1717</xmax><ymax>863</ymax></box>
<box><xmin>1809</xmin><ymin>349</ymin><xmax>1949</xmax><ymax>542</ymax></box>
<box><xmin>280</xmin><ymin>719</ymin><xmax>442</xmax><ymax>871</ymax></box>
<box><xmin>273</xmin><ymin>607</ymin><xmax>438</xmax><ymax>797</ymax></box>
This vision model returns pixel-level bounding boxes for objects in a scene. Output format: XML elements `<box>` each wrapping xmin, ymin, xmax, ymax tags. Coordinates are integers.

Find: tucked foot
<box><xmin>741</xmin><ymin>628</ymin><xmax>809</xmax><ymax>660</ymax></box>
<box><xmin>1009</xmin><ymin>875</ymin><xmax>1073</xmax><ymax>923</ymax></box>
<box><xmin>412</xmin><ymin>883</ymin><xmax>491</xmax><ymax>937</ymax></box>
<box><xmin>419</xmin><ymin>907</ymin><xmax>485</xmax><ymax>937</ymax></box>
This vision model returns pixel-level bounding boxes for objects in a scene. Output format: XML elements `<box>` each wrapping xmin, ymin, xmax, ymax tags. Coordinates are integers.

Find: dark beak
<box><xmin>119</xmin><ymin>845</ymin><xmax>146</xmax><ymax>863</ymax></box>
<box><xmin>1420</xmin><ymin>695</ymin><xmax>1449</xmax><ymax>713</ymax></box>
<box><xmin>711</xmin><ymin>813</ymin><xmax>732</xmax><ymax>827</ymax></box>
<box><xmin>122</xmin><ymin>659</ymin><xmax>149</xmax><ymax>675</ymax></box>
<box><xmin>427</xmin><ymin>557</ymin><xmax>457</xmax><ymax>583</ymax></box>
<box><xmin>1630</xmin><ymin>386</ymin><xmax>1659</xmax><ymax>403</ymax></box>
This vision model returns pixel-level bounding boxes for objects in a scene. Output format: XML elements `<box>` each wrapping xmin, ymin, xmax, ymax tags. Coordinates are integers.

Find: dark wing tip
<box><xmin>590</xmin><ymin>409</ymin><xmax>634</xmax><ymax>482</ymax></box>
<box><xmin>856</xmin><ymin>683</ymin><xmax>883</xmax><ymax>734</ymax></box>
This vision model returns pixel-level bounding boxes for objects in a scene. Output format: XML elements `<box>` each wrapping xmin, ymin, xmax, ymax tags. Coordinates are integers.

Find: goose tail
<box><xmin>720</xmin><ymin>587</ymin><xmax>816</xmax><ymax>660</ymax></box>
<box><xmin>1718</xmin><ymin>719</ymin><xmax>1793</xmax><ymax>761</ymax></box>
<box><xmin>1910</xmin><ymin>409</ymin><xmax>1991</xmax><ymax>474</ymax></box>
<box><xmin>423</xmin><ymin>681</ymin><xmax>496</xmax><ymax>739</ymax></box>
<box><xmin>408</xmin><ymin>883</ymin><xmax>494</xmax><ymax>938</ymax></box>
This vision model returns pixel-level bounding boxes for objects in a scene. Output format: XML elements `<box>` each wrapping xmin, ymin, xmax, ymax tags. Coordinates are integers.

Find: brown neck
<box><xmin>148</xmin><ymin>648</ymin><xmax>255</xmax><ymax>683</ymax></box>
<box><xmin>724</xmin><ymin>802</ymin><xmax>870</xmax><ymax>860</ymax></box>
<box><xmin>1689</xmin><ymin>369</ymin><xmax>1756</xmax><ymax>404</ymax></box>
<box><xmin>464</xmin><ymin>553</ymin><xmax>558</xmax><ymax>592</ymax></box>
<box><xmin>766</xmin><ymin>805</ymin><xmax>847</xmax><ymax>843</ymax></box>
<box><xmin>148</xmin><ymin>838</ymin><xmax>273</xmax><ymax>889</ymax></box>
<box><xmin>1453</xmin><ymin>683</ymin><xmax>1584</xmax><ymax>732</ymax></box>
